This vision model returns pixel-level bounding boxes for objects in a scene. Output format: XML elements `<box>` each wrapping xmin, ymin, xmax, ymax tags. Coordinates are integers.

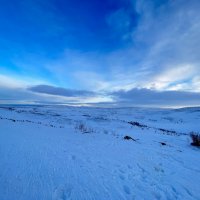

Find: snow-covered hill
<box><xmin>0</xmin><ymin>105</ymin><xmax>200</xmax><ymax>200</ymax></box>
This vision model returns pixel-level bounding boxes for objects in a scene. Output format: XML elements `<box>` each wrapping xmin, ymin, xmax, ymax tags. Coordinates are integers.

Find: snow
<box><xmin>0</xmin><ymin>105</ymin><xmax>200</xmax><ymax>200</ymax></box>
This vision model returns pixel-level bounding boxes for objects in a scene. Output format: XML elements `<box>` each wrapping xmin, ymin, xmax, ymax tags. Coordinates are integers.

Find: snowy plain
<box><xmin>0</xmin><ymin>105</ymin><xmax>200</xmax><ymax>200</ymax></box>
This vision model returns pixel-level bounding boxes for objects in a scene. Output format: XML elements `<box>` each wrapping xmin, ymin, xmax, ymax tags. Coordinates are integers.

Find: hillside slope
<box><xmin>0</xmin><ymin>106</ymin><xmax>200</xmax><ymax>200</ymax></box>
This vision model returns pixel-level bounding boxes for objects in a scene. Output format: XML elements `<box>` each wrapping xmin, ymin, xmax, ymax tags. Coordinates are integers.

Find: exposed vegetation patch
<box><xmin>75</xmin><ymin>122</ymin><xmax>94</xmax><ymax>134</ymax></box>
<box><xmin>128</xmin><ymin>121</ymin><xmax>147</xmax><ymax>128</ymax></box>
<box><xmin>128</xmin><ymin>121</ymin><xmax>182</xmax><ymax>136</ymax></box>
<box><xmin>190</xmin><ymin>132</ymin><xmax>200</xmax><ymax>147</ymax></box>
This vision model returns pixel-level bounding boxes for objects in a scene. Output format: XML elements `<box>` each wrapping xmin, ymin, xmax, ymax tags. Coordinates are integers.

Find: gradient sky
<box><xmin>0</xmin><ymin>0</ymin><xmax>200</xmax><ymax>107</ymax></box>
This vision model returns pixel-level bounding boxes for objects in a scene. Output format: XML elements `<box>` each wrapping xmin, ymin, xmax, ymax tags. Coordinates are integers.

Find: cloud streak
<box><xmin>111</xmin><ymin>88</ymin><xmax>200</xmax><ymax>107</ymax></box>
<box><xmin>28</xmin><ymin>85</ymin><xmax>96</xmax><ymax>97</ymax></box>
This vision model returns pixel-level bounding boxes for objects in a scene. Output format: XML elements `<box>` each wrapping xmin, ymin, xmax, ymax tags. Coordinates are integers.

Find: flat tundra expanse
<box><xmin>0</xmin><ymin>105</ymin><xmax>200</xmax><ymax>200</ymax></box>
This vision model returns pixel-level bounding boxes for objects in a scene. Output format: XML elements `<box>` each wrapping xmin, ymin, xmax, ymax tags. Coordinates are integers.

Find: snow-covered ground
<box><xmin>0</xmin><ymin>105</ymin><xmax>200</xmax><ymax>200</ymax></box>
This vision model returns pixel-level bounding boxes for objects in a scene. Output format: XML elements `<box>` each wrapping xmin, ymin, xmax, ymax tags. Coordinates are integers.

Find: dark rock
<box><xmin>191</xmin><ymin>142</ymin><xmax>200</xmax><ymax>147</ymax></box>
<box><xmin>190</xmin><ymin>133</ymin><xmax>200</xmax><ymax>147</ymax></box>
<box><xmin>124</xmin><ymin>135</ymin><xmax>136</xmax><ymax>141</ymax></box>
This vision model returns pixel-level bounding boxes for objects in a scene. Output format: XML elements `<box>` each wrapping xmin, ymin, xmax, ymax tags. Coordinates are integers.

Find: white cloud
<box><xmin>107</xmin><ymin>0</ymin><xmax>200</xmax><ymax>92</ymax></box>
<box><xmin>67</xmin><ymin>0</ymin><xmax>200</xmax><ymax>93</ymax></box>
<box><xmin>0</xmin><ymin>74</ymin><xmax>26</xmax><ymax>89</ymax></box>
<box><xmin>145</xmin><ymin>64</ymin><xmax>197</xmax><ymax>90</ymax></box>
<box><xmin>2</xmin><ymin>0</ymin><xmax>200</xmax><ymax>107</ymax></box>
<box><xmin>22</xmin><ymin>0</ymin><xmax>200</xmax><ymax>95</ymax></box>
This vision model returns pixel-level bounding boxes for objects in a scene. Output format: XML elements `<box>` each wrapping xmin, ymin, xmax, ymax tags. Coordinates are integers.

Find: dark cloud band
<box><xmin>28</xmin><ymin>85</ymin><xmax>96</xmax><ymax>97</ymax></box>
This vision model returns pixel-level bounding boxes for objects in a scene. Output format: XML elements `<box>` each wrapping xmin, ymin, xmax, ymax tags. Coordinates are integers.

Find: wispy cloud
<box><xmin>42</xmin><ymin>0</ymin><xmax>200</xmax><ymax>93</ymax></box>
<box><xmin>0</xmin><ymin>0</ymin><xmax>200</xmax><ymax>106</ymax></box>
<box><xmin>102</xmin><ymin>0</ymin><xmax>200</xmax><ymax>92</ymax></box>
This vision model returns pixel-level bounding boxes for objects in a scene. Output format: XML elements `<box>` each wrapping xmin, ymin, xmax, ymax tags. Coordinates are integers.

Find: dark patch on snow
<box><xmin>128</xmin><ymin>120</ymin><xmax>183</xmax><ymax>136</ymax></box>
<box><xmin>128</xmin><ymin>121</ymin><xmax>147</xmax><ymax>128</ymax></box>
<box><xmin>190</xmin><ymin>132</ymin><xmax>200</xmax><ymax>147</ymax></box>
<box><xmin>124</xmin><ymin>135</ymin><xmax>136</xmax><ymax>141</ymax></box>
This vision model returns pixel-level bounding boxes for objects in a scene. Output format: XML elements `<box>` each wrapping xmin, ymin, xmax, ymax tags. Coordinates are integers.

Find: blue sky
<box><xmin>0</xmin><ymin>0</ymin><xmax>200</xmax><ymax>107</ymax></box>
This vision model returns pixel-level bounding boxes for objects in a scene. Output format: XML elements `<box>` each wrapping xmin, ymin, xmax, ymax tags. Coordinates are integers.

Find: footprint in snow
<box><xmin>52</xmin><ymin>186</ymin><xmax>72</xmax><ymax>200</ymax></box>
<box><xmin>119</xmin><ymin>174</ymin><xmax>125</xmax><ymax>180</ymax></box>
<box><xmin>52</xmin><ymin>188</ymin><xmax>66</xmax><ymax>200</ymax></box>
<box><xmin>68</xmin><ymin>155</ymin><xmax>76</xmax><ymax>160</ymax></box>
<box><xmin>127</xmin><ymin>165</ymin><xmax>133</xmax><ymax>170</ymax></box>
<box><xmin>119</xmin><ymin>169</ymin><xmax>125</xmax><ymax>174</ymax></box>
<box><xmin>123</xmin><ymin>185</ymin><xmax>131</xmax><ymax>195</ymax></box>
